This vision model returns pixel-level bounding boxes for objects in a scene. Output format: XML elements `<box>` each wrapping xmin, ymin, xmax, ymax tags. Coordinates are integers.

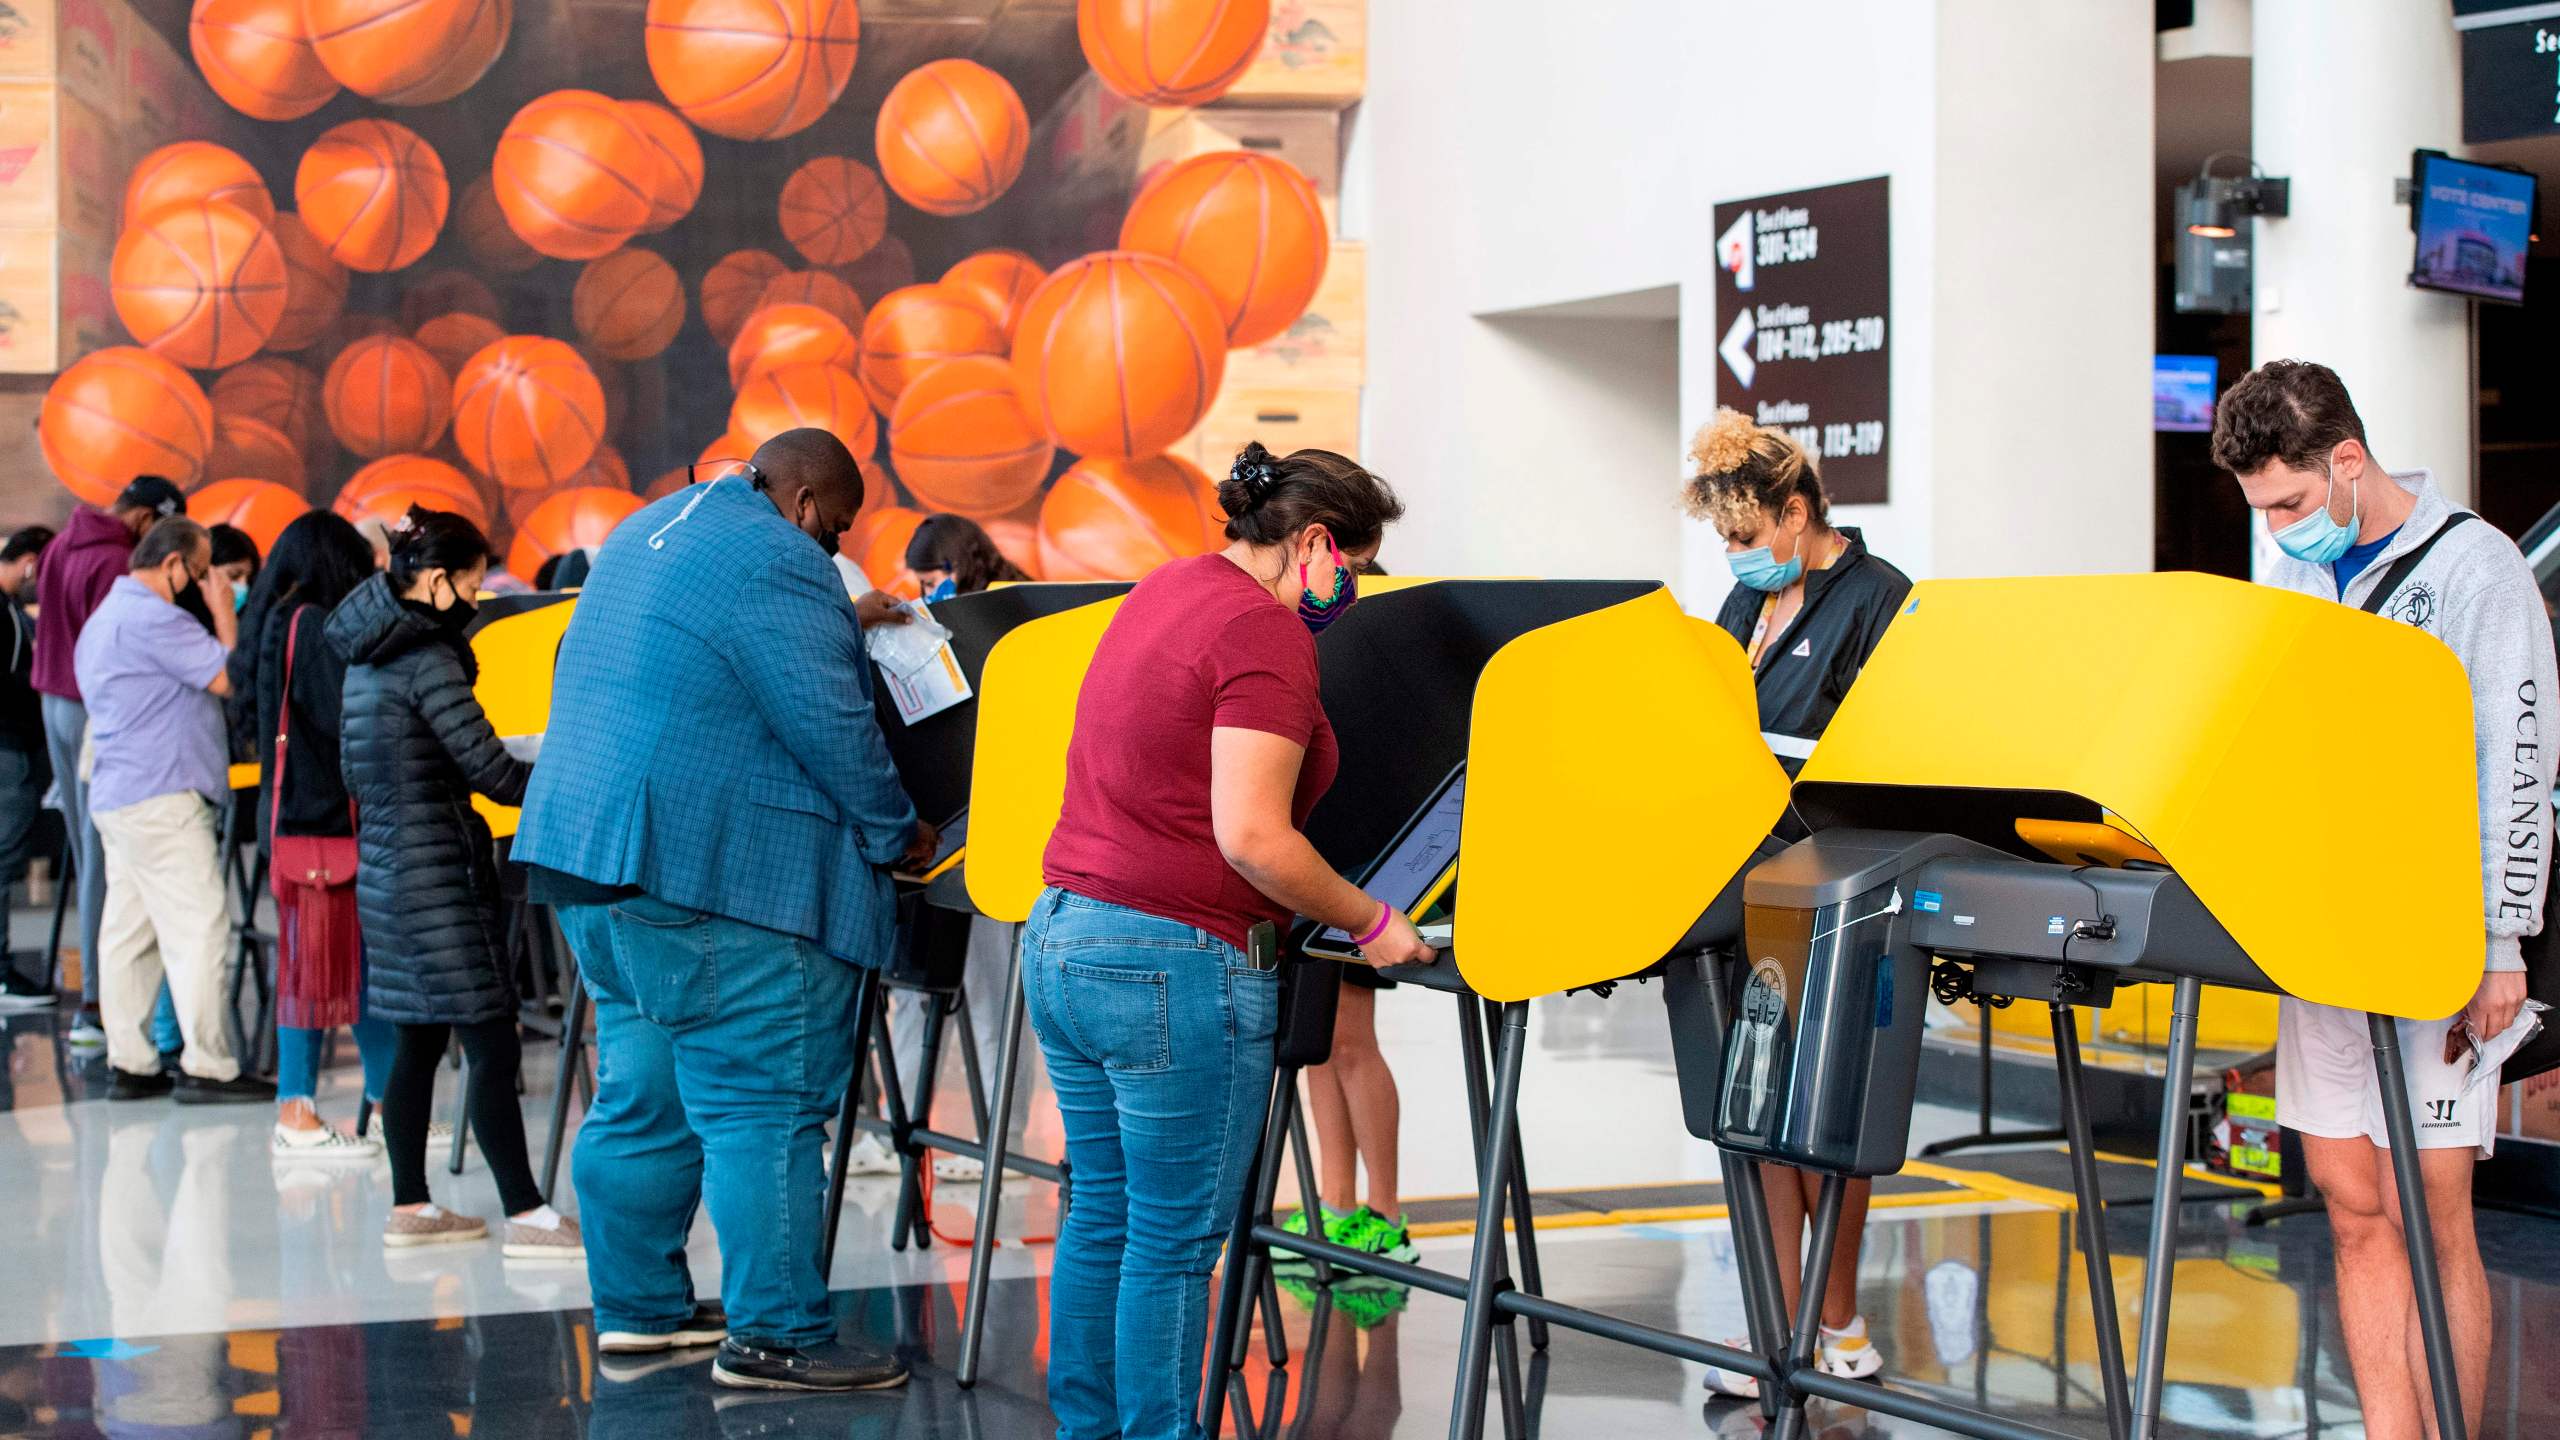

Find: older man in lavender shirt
<box><xmin>72</xmin><ymin>517</ymin><xmax>273</xmax><ymax>1103</ymax></box>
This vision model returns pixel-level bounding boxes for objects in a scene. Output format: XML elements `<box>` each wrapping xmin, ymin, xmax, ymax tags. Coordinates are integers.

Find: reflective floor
<box><xmin>7</xmin><ymin>959</ymin><xmax>2560</xmax><ymax>1437</ymax></box>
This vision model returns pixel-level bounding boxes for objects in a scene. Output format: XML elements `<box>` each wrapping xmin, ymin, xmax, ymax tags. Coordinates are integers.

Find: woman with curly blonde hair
<box><xmin>1685</xmin><ymin>407</ymin><xmax>1911</xmax><ymax>1402</ymax></box>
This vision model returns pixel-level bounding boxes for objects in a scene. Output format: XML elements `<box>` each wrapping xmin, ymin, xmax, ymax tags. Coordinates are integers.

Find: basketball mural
<box><xmin>28</xmin><ymin>0</ymin><xmax>1357</xmax><ymax>585</ymax></box>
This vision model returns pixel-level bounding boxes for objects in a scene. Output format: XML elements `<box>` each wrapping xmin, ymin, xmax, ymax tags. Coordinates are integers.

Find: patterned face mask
<box><xmin>1297</xmin><ymin>538</ymin><xmax>1357</xmax><ymax>635</ymax></box>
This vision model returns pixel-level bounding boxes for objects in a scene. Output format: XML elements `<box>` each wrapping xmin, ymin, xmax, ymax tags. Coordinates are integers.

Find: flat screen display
<box><xmin>2153</xmin><ymin>355</ymin><xmax>2217</xmax><ymax>434</ymax></box>
<box><xmin>1311</xmin><ymin>766</ymin><xmax>1464</xmax><ymax>953</ymax></box>
<box><xmin>2410</xmin><ymin>151</ymin><xmax>2535</xmax><ymax>305</ymax></box>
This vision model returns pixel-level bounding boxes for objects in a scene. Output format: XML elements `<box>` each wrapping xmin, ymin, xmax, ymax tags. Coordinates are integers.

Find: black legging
<box><xmin>384</xmin><ymin>1017</ymin><xmax>544</xmax><ymax>1215</ymax></box>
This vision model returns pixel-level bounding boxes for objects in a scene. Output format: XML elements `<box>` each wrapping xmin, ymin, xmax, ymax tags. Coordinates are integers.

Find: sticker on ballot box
<box><xmin>1914</xmin><ymin>891</ymin><xmax>1942</xmax><ymax>913</ymax></box>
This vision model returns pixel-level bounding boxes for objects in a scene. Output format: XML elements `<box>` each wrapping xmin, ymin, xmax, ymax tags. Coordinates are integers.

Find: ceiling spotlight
<box><xmin>2186</xmin><ymin>152</ymin><xmax>2290</xmax><ymax>238</ymax></box>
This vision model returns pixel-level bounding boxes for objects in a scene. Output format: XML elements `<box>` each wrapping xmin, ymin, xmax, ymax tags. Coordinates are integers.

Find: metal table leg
<box><xmin>1204</xmin><ymin>1063</ymin><xmax>1295</xmax><ymax>1438</ymax></box>
<box><xmin>1482</xmin><ymin>996</ymin><xmax>1550</xmax><ymax>1352</ymax></box>
<box><xmin>1447</xmin><ymin>1000</ymin><xmax>1530</xmax><ymax>1440</ymax></box>
<box><xmin>2130</xmin><ymin>975</ymin><xmax>2202</xmax><ymax>1440</ymax></box>
<box><xmin>539</xmin><ymin>942</ymin><xmax>588</xmax><ymax>1197</ymax></box>
<box><xmin>2050</xmin><ymin>998</ymin><xmax>2132</xmax><ymax>1440</ymax></box>
<box><xmin>955</xmin><ymin>934</ymin><xmax>1029</xmax><ymax>1388</ymax></box>
<box><xmin>2368</xmin><ymin>1012</ymin><xmax>2469</xmax><ymax>1440</ymax></box>
<box><xmin>1772</xmin><ymin>1172</ymin><xmax>1849</xmax><ymax>1440</ymax></box>
<box><xmin>818</xmin><ymin>966</ymin><xmax>884</xmax><ymax>1277</ymax></box>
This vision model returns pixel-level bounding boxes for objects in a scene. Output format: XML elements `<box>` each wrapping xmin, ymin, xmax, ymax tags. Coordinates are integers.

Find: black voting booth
<box><xmin>1201</xmin><ymin>579</ymin><xmax>1799</xmax><ymax>1440</ymax></box>
<box><xmin>816</xmin><ymin>581</ymin><xmax>1126</xmax><ymax>1383</ymax></box>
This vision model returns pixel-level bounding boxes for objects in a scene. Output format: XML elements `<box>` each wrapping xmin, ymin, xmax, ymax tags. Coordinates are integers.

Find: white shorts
<box><xmin>2276</xmin><ymin>999</ymin><xmax>2496</xmax><ymax>1159</ymax></box>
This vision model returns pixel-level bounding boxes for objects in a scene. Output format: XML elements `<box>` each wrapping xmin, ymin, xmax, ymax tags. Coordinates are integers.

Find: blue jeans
<box><xmin>275</xmin><ymin>1014</ymin><xmax>396</xmax><ymax>1104</ymax></box>
<box><xmin>1021</xmin><ymin>887</ymin><xmax>1279</xmax><ymax>1440</ymax></box>
<box><xmin>558</xmin><ymin>895</ymin><xmax>858</xmax><ymax>1347</ymax></box>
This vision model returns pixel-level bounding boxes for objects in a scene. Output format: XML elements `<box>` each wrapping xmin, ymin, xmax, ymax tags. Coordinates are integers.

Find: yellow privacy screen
<box><xmin>965</xmin><ymin>575</ymin><xmax>1448</xmax><ymax>922</ymax></box>
<box><xmin>468</xmin><ymin>598</ymin><xmax>577</xmax><ymax>839</ymax></box>
<box><xmin>1458</xmin><ymin>588</ymin><xmax>1789</xmax><ymax>1001</ymax></box>
<box><xmin>1795</xmin><ymin>573</ymin><xmax>2480</xmax><ymax>1019</ymax></box>
<box><xmin>966</xmin><ymin>595</ymin><xmax>1127</xmax><ymax>921</ymax></box>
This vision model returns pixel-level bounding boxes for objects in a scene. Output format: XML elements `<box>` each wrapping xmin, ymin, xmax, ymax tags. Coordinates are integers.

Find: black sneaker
<box><xmin>0</xmin><ymin>968</ymin><xmax>56</xmax><ymax>1011</ymax></box>
<box><xmin>711</xmin><ymin>1339</ymin><xmax>909</xmax><ymax>1393</ymax></box>
<box><xmin>174</xmin><ymin>1073</ymin><xmax>278</xmax><ymax>1104</ymax></box>
<box><xmin>107</xmin><ymin>1068</ymin><xmax>174</xmax><ymax>1100</ymax></box>
<box><xmin>599</xmin><ymin>1301</ymin><xmax>729</xmax><ymax>1355</ymax></box>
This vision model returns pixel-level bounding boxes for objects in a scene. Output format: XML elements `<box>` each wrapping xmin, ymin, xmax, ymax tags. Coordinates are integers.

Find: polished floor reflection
<box><xmin>9</xmin><ymin>968</ymin><xmax>2560</xmax><ymax>1436</ymax></box>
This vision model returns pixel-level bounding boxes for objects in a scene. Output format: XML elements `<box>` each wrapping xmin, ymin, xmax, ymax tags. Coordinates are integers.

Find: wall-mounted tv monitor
<box><xmin>2153</xmin><ymin>355</ymin><xmax>2217</xmax><ymax>434</ymax></box>
<box><xmin>2410</xmin><ymin>151</ymin><xmax>2534</xmax><ymax>306</ymax></box>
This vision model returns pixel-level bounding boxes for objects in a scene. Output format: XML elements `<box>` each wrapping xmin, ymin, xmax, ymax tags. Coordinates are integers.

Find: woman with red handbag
<box><xmin>227</xmin><ymin>512</ymin><xmax>393</xmax><ymax>1157</ymax></box>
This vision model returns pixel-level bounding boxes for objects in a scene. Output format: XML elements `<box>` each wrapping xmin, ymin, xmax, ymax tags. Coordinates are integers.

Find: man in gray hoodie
<box><xmin>2216</xmin><ymin>359</ymin><xmax>2552</xmax><ymax>1440</ymax></box>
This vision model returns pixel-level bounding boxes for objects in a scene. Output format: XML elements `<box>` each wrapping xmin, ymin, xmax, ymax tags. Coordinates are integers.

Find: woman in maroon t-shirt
<box><xmin>1029</xmin><ymin>442</ymin><xmax>1427</xmax><ymax>1440</ymax></box>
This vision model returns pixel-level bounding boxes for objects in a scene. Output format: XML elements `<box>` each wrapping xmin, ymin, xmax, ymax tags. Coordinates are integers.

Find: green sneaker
<box><xmin>1327</xmin><ymin>1281</ymin><xmax>1409</xmax><ymax>1330</ymax></box>
<box><xmin>1271</xmin><ymin>1208</ymin><xmax>1323</xmax><ymax>1270</ymax></box>
<box><xmin>1331</xmin><ymin>1206</ymin><xmax>1420</xmax><ymax>1265</ymax></box>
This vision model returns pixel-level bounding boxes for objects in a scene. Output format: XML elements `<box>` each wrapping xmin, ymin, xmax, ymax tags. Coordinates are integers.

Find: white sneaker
<box><xmin>841</xmin><ymin>1133</ymin><xmax>901</xmax><ymax>1178</ymax></box>
<box><xmin>67</xmin><ymin>1015</ymin><xmax>105</xmax><ymax>1046</ymax></box>
<box><xmin>932</xmin><ymin>1152</ymin><xmax>985</xmax><ymax>1183</ymax></box>
<box><xmin>1703</xmin><ymin>1339</ymin><xmax>1762</xmax><ymax>1398</ymax></box>
<box><xmin>273</xmin><ymin>1122</ymin><xmax>384</xmax><ymax>1159</ymax></box>
<box><xmin>1701</xmin><ymin>1318</ymin><xmax>1883</xmax><ymax>1399</ymax></box>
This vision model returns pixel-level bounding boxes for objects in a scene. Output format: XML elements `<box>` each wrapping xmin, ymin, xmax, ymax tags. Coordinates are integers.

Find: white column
<box><xmin>2251</xmin><ymin>0</ymin><xmax>2472</xmax><ymax>499</ymax></box>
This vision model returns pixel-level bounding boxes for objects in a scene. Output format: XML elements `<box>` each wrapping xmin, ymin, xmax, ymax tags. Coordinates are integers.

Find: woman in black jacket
<box><xmin>329</xmin><ymin>507</ymin><xmax>576</xmax><ymax>1259</ymax></box>
<box><xmin>228</xmin><ymin>512</ymin><xmax>391</xmax><ymax>1157</ymax></box>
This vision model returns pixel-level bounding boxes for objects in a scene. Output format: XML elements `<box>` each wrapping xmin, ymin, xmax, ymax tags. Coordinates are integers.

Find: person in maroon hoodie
<box><xmin>35</xmin><ymin>475</ymin><xmax>185</xmax><ymax>1043</ymax></box>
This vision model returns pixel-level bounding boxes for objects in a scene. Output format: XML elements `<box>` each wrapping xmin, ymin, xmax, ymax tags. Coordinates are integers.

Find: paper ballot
<box><xmin>499</xmin><ymin>733</ymin><xmax>544</xmax><ymax>764</ymax></box>
<box><xmin>871</xmin><ymin>601</ymin><xmax>971</xmax><ymax>724</ymax></box>
<box><xmin>2458</xmin><ymin>1000</ymin><xmax>2550</xmax><ymax>1104</ymax></box>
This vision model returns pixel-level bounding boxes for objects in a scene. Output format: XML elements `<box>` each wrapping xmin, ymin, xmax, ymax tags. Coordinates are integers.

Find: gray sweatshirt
<box><xmin>2263</xmin><ymin>470</ymin><xmax>2557</xmax><ymax>974</ymax></box>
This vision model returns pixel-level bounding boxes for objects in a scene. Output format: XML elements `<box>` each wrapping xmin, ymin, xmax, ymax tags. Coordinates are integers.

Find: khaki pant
<box><xmin>95</xmin><ymin>790</ymin><xmax>237</xmax><ymax>1080</ymax></box>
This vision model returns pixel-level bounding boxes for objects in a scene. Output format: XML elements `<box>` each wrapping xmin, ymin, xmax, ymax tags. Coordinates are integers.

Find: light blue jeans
<box><xmin>558</xmin><ymin>895</ymin><xmax>858</xmax><ymax>1348</ymax></box>
<box><xmin>275</xmin><ymin>1014</ymin><xmax>396</xmax><ymax>1105</ymax></box>
<box><xmin>1022</xmin><ymin>887</ymin><xmax>1279</xmax><ymax>1440</ymax></box>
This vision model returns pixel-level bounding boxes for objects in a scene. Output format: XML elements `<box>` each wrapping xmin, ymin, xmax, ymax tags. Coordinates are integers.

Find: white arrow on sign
<box><xmin>1719</xmin><ymin>308</ymin><xmax>1756</xmax><ymax>390</ymax></box>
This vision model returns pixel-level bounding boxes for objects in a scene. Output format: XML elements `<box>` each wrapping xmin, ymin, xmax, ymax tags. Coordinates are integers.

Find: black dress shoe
<box><xmin>711</xmin><ymin>1339</ymin><xmax>908</xmax><ymax>1392</ymax></box>
<box><xmin>173</xmin><ymin>1073</ymin><xmax>278</xmax><ymax>1104</ymax></box>
<box><xmin>107</xmin><ymin>1069</ymin><xmax>174</xmax><ymax>1100</ymax></box>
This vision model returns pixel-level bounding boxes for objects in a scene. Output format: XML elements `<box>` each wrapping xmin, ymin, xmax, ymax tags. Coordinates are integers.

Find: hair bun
<box><xmin>1229</xmin><ymin>442</ymin><xmax>1279</xmax><ymax>509</ymax></box>
<box><xmin>1687</xmin><ymin>407</ymin><xmax>1763</xmax><ymax>479</ymax></box>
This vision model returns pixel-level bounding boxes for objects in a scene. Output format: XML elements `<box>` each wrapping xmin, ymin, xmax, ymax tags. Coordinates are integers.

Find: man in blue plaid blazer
<box><xmin>517</xmin><ymin>428</ymin><xmax>934</xmax><ymax>1392</ymax></box>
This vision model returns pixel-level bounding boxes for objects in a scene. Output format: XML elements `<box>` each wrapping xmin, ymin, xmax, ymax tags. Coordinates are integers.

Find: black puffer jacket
<box><xmin>329</xmin><ymin>574</ymin><xmax>532</xmax><ymax>1026</ymax></box>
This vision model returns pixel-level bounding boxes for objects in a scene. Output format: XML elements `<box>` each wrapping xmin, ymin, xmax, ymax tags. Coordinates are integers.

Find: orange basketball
<box><xmin>205</xmin><ymin>413</ymin><xmax>306</xmax><ymax>493</ymax></box>
<box><xmin>325</xmin><ymin>334</ymin><xmax>450</xmax><ymax>457</ymax></box>
<box><xmin>728</xmin><ymin>302</ymin><xmax>859</xmax><ymax>388</ymax></box>
<box><xmin>452</xmin><ymin>336</ymin><xmax>604</xmax><ymax>490</ymax></box>
<box><xmin>1037</xmin><ymin>453</ymin><xmax>1223</xmax><ymax>580</ymax></box>
<box><xmin>190</xmin><ymin>0</ymin><xmax>339</xmax><ymax>121</ymax></box>
<box><xmin>624</xmin><ymin>100</ymin><xmax>703</xmax><ymax>234</ymax></box>
<box><xmin>190</xmin><ymin>478</ymin><xmax>309</xmax><ymax>552</ymax></box>
<box><xmin>696</xmin><ymin>429</ymin><xmax>750</xmax><ymax>475</ymax></box>
<box><xmin>840</xmin><ymin>232</ymin><xmax>914</xmax><ymax>302</ymax></box>
<box><xmin>261</xmin><ymin>213</ymin><xmax>346</xmax><ymax>354</ymax></box>
<box><xmin>757</xmin><ymin>270</ymin><xmax>864</xmax><ymax>333</ymax></box>
<box><xmin>856</xmin><ymin>454</ymin><xmax>895</xmax><ymax>523</ymax></box>
<box><xmin>1078</xmin><ymin>0</ymin><xmax>1266</xmax><ymax>106</ymax></box>
<box><xmin>575</xmin><ymin>344</ymin><xmax>630</xmax><ymax>440</ymax></box>
<box><xmin>125</xmin><ymin>141</ymin><xmax>273</xmax><ymax>229</ymax></box>
<box><xmin>400</xmin><ymin>270</ymin><xmax>502</xmax><ymax>329</ymax></box>
<box><xmin>413</xmin><ymin>312</ymin><xmax>504</xmax><ymax>379</ymax></box>
<box><xmin>941</xmin><ymin>249</ymin><xmax>1046</xmax><ymax>342</ymax></box>
<box><xmin>980</xmin><ymin>493</ymin><xmax>1044</xmax><ymax>579</ymax></box>
<box><xmin>506</xmin><ymin>486</ymin><xmax>644</xmax><ymax>578</ymax></box>
<box><xmin>1121</xmin><ymin>152</ymin><xmax>1326</xmax><ymax>347</ymax></box>
<box><xmin>1012</xmin><ymin>251</ymin><xmax>1225</xmax><ymax>459</ymax></box>
<box><xmin>305</xmin><ymin>0</ymin><xmax>509</xmax><ymax>103</ymax></box>
<box><xmin>778</xmin><ymin>157</ymin><xmax>885</xmax><ymax>267</ymax></box>
<box><xmin>312</xmin><ymin>312</ymin><xmax>402</xmax><ymax>370</ymax></box>
<box><xmin>495</xmin><ymin>90</ymin><xmax>657</xmax><ymax>261</ymax></box>
<box><xmin>730</xmin><ymin>362</ymin><xmax>876</xmax><ymax>459</ymax></box>
<box><xmin>644</xmin><ymin>0</ymin><xmax>860</xmax><ymax>142</ymax></box>
<box><xmin>40</xmin><ymin>347</ymin><xmax>215</xmax><ymax>505</ymax></box>
<box><xmin>112</xmin><ymin>199</ymin><xmax>289</xmax><ymax>370</ymax></box>
<box><xmin>457</xmin><ymin>175</ymin><xmax>540</xmax><ymax>274</ymax></box>
<box><xmin>888</xmin><ymin>356</ymin><xmax>1052</xmax><ymax>519</ymax></box>
<box><xmin>700</xmin><ymin>249</ymin><xmax>789</xmax><ymax>346</ymax></box>
<box><xmin>849</xmin><ymin>504</ymin><xmax>925</xmax><ymax>592</ymax></box>
<box><xmin>565</xmin><ymin>440</ymin><xmax>629</xmax><ymax>492</ymax></box>
<box><xmin>875</xmin><ymin>60</ymin><xmax>1027</xmax><ymax>218</ymax></box>
<box><xmin>296</xmin><ymin>120</ymin><xmax>448</xmax><ymax>272</ymax></box>
<box><xmin>212</xmin><ymin>356</ymin><xmax>325</xmax><ymax>457</ymax></box>
<box><xmin>858</xmin><ymin>284</ymin><xmax>1004</xmax><ymax>416</ymax></box>
<box><xmin>573</xmin><ymin>249</ymin><xmax>684</xmax><ymax>361</ymax></box>
<box><xmin>338</xmin><ymin>453</ymin><xmax>487</xmax><ymax>524</ymax></box>
<box><xmin>642</xmin><ymin>465</ymin><xmax>693</xmax><ymax>500</ymax></box>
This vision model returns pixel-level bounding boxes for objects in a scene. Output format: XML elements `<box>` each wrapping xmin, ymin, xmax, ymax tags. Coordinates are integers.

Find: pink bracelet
<box><xmin>1352</xmin><ymin>900</ymin><xmax>1393</xmax><ymax>946</ymax></box>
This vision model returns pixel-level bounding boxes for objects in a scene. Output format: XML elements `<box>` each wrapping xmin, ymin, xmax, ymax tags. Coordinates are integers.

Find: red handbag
<box><xmin>270</xmin><ymin>606</ymin><xmax>362</xmax><ymax>1030</ymax></box>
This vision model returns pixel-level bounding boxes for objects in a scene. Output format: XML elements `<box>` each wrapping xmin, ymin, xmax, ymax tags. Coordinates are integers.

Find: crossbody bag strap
<box><xmin>2357</xmin><ymin>512</ymin><xmax>2476</xmax><ymax>616</ymax></box>
<box><xmin>271</xmin><ymin>606</ymin><xmax>309</xmax><ymax>841</ymax></box>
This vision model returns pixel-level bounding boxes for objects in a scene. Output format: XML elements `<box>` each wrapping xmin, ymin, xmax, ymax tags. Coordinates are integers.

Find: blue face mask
<box><xmin>1727</xmin><ymin>535</ymin><xmax>1804</xmax><ymax>593</ymax></box>
<box><xmin>2270</xmin><ymin>470</ymin><xmax>2361</xmax><ymax>564</ymax></box>
<box><xmin>922</xmin><ymin>576</ymin><xmax>957</xmax><ymax>604</ymax></box>
<box><xmin>231</xmin><ymin>581</ymin><xmax>249</xmax><ymax>609</ymax></box>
